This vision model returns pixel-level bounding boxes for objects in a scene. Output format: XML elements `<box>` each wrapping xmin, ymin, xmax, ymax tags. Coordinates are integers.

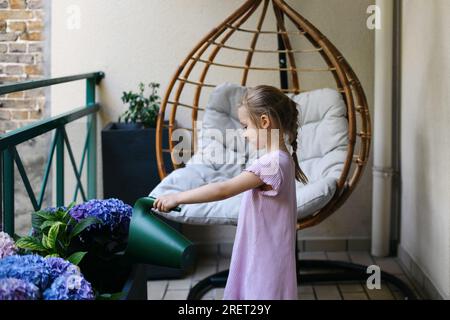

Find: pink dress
<box><xmin>223</xmin><ymin>149</ymin><xmax>298</xmax><ymax>300</ymax></box>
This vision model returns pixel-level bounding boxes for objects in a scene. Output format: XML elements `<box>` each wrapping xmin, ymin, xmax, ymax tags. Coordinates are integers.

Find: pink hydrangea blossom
<box><xmin>0</xmin><ymin>232</ymin><xmax>17</xmax><ymax>259</ymax></box>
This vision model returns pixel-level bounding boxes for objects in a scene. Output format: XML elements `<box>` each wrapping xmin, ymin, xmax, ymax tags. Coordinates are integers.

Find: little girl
<box><xmin>153</xmin><ymin>85</ymin><xmax>308</xmax><ymax>300</ymax></box>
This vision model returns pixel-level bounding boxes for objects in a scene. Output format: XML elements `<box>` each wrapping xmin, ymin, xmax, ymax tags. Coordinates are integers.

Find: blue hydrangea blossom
<box><xmin>0</xmin><ymin>254</ymin><xmax>93</xmax><ymax>300</ymax></box>
<box><xmin>43</xmin><ymin>273</ymin><xmax>94</xmax><ymax>300</ymax></box>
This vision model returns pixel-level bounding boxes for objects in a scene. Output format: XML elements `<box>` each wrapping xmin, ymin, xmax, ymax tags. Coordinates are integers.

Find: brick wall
<box><xmin>0</xmin><ymin>0</ymin><xmax>46</xmax><ymax>133</ymax></box>
<box><xmin>0</xmin><ymin>0</ymin><xmax>50</xmax><ymax>235</ymax></box>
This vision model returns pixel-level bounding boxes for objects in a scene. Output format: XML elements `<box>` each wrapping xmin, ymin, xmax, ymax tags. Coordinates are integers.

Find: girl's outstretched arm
<box><xmin>153</xmin><ymin>171</ymin><xmax>264</xmax><ymax>212</ymax></box>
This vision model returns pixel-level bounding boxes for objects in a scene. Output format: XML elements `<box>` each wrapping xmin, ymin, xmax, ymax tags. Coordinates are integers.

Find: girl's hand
<box><xmin>153</xmin><ymin>193</ymin><xmax>180</xmax><ymax>213</ymax></box>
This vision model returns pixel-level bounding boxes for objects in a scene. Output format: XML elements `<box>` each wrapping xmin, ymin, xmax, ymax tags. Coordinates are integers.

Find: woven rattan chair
<box><xmin>152</xmin><ymin>0</ymin><xmax>415</xmax><ymax>299</ymax></box>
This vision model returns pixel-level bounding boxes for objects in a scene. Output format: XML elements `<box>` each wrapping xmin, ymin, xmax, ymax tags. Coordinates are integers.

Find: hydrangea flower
<box><xmin>0</xmin><ymin>254</ymin><xmax>51</xmax><ymax>290</ymax></box>
<box><xmin>0</xmin><ymin>278</ymin><xmax>40</xmax><ymax>300</ymax></box>
<box><xmin>45</xmin><ymin>257</ymin><xmax>81</xmax><ymax>282</ymax></box>
<box><xmin>69</xmin><ymin>198</ymin><xmax>132</xmax><ymax>232</ymax></box>
<box><xmin>0</xmin><ymin>254</ymin><xmax>94</xmax><ymax>300</ymax></box>
<box><xmin>0</xmin><ymin>232</ymin><xmax>17</xmax><ymax>259</ymax></box>
<box><xmin>43</xmin><ymin>273</ymin><xmax>94</xmax><ymax>300</ymax></box>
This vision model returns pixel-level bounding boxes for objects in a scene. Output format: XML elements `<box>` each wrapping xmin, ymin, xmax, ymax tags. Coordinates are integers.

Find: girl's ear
<box><xmin>260</xmin><ymin>114</ymin><xmax>271</xmax><ymax>129</ymax></box>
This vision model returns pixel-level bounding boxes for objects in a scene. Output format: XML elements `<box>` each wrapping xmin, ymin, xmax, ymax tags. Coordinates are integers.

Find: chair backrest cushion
<box><xmin>150</xmin><ymin>83</ymin><xmax>348</xmax><ymax>224</ymax></box>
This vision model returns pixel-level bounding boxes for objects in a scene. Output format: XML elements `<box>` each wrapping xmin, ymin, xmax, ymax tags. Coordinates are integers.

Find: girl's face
<box><xmin>238</xmin><ymin>106</ymin><xmax>270</xmax><ymax>150</ymax></box>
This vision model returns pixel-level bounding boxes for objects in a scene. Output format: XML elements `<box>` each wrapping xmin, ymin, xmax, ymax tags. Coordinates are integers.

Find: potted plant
<box><xmin>101</xmin><ymin>82</ymin><xmax>172</xmax><ymax>206</ymax></box>
<box><xmin>101</xmin><ymin>82</ymin><xmax>183</xmax><ymax>280</ymax></box>
<box><xmin>118</xmin><ymin>82</ymin><xmax>160</xmax><ymax>129</ymax></box>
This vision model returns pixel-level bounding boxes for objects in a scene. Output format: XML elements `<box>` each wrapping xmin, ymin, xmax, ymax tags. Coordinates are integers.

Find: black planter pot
<box><xmin>77</xmin><ymin>251</ymin><xmax>147</xmax><ymax>300</ymax></box>
<box><xmin>101</xmin><ymin>121</ymin><xmax>185</xmax><ymax>280</ymax></box>
<box><xmin>120</xmin><ymin>264</ymin><xmax>147</xmax><ymax>300</ymax></box>
<box><xmin>101</xmin><ymin>121</ymin><xmax>171</xmax><ymax>206</ymax></box>
<box><xmin>68</xmin><ymin>250</ymin><xmax>145</xmax><ymax>300</ymax></box>
<box><xmin>78</xmin><ymin>251</ymin><xmax>130</xmax><ymax>292</ymax></box>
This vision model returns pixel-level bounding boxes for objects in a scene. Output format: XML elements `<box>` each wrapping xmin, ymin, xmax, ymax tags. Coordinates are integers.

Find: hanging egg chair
<box><xmin>156</xmin><ymin>0</ymin><xmax>370</xmax><ymax>229</ymax></box>
<box><xmin>148</xmin><ymin>0</ymin><xmax>416</xmax><ymax>300</ymax></box>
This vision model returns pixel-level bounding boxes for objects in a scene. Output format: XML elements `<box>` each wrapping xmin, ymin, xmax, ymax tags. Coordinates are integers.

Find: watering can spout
<box><xmin>124</xmin><ymin>197</ymin><xmax>195</xmax><ymax>270</ymax></box>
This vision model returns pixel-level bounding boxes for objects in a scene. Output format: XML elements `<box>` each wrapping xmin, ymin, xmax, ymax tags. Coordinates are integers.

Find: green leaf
<box><xmin>47</xmin><ymin>222</ymin><xmax>63</xmax><ymax>249</ymax></box>
<box><xmin>16</xmin><ymin>236</ymin><xmax>47</xmax><ymax>252</ymax></box>
<box><xmin>45</xmin><ymin>253</ymin><xmax>60</xmax><ymax>258</ymax></box>
<box><xmin>118</xmin><ymin>82</ymin><xmax>161</xmax><ymax>124</ymax></box>
<box><xmin>69</xmin><ymin>217</ymin><xmax>102</xmax><ymax>239</ymax></box>
<box><xmin>61</xmin><ymin>210</ymin><xmax>71</xmax><ymax>224</ymax></box>
<box><xmin>40</xmin><ymin>220</ymin><xmax>59</xmax><ymax>230</ymax></box>
<box><xmin>57</xmin><ymin>205</ymin><xmax>73</xmax><ymax>224</ymax></box>
<box><xmin>31</xmin><ymin>212</ymin><xmax>46</xmax><ymax>230</ymax></box>
<box><xmin>66</xmin><ymin>201</ymin><xmax>76</xmax><ymax>212</ymax></box>
<box><xmin>42</xmin><ymin>234</ymin><xmax>54</xmax><ymax>251</ymax></box>
<box><xmin>55</xmin><ymin>239</ymin><xmax>66</xmax><ymax>255</ymax></box>
<box><xmin>67</xmin><ymin>251</ymin><xmax>87</xmax><ymax>265</ymax></box>
<box><xmin>42</xmin><ymin>234</ymin><xmax>51</xmax><ymax>249</ymax></box>
<box><xmin>53</xmin><ymin>209</ymin><xmax>64</xmax><ymax>220</ymax></box>
<box><xmin>66</xmin><ymin>215</ymin><xmax>77</xmax><ymax>227</ymax></box>
<box><xmin>35</xmin><ymin>210</ymin><xmax>57</xmax><ymax>221</ymax></box>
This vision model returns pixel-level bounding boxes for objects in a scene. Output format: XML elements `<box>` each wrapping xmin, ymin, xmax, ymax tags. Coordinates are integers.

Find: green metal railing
<box><xmin>0</xmin><ymin>72</ymin><xmax>104</xmax><ymax>235</ymax></box>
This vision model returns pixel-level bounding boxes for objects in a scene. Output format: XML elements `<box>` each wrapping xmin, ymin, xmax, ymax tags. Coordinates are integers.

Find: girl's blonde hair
<box><xmin>239</xmin><ymin>85</ymin><xmax>308</xmax><ymax>185</ymax></box>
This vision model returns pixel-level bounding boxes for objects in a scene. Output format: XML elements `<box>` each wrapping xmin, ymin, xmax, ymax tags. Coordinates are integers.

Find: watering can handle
<box><xmin>125</xmin><ymin>197</ymin><xmax>194</xmax><ymax>269</ymax></box>
<box><xmin>148</xmin><ymin>196</ymin><xmax>182</xmax><ymax>212</ymax></box>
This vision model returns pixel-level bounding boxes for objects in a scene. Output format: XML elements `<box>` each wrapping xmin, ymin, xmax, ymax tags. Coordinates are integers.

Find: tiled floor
<box><xmin>147</xmin><ymin>251</ymin><xmax>423</xmax><ymax>300</ymax></box>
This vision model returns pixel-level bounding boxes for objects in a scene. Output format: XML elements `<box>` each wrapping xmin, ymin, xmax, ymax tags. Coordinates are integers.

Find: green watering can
<box><xmin>124</xmin><ymin>196</ymin><xmax>195</xmax><ymax>270</ymax></box>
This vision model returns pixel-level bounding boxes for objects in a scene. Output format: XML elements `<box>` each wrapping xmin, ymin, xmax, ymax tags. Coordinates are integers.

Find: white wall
<box><xmin>400</xmin><ymin>0</ymin><xmax>450</xmax><ymax>299</ymax></box>
<box><xmin>286</xmin><ymin>0</ymin><xmax>374</xmax><ymax>242</ymax></box>
<box><xmin>50</xmin><ymin>0</ymin><xmax>374</xmax><ymax>243</ymax></box>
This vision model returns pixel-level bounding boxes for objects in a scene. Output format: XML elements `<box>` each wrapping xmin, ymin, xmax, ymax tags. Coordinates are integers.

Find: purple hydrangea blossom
<box><xmin>45</xmin><ymin>257</ymin><xmax>80</xmax><ymax>282</ymax></box>
<box><xmin>0</xmin><ymin>232</ymin><xmax>17</xmax><ymax>259</ymax></box>
<box><xmin>0</xmin><ymin>278</ymin><xmax>40</xmax><ymax>300</ymax></box>
<box><xmin>42</xmin><ymin>199</ymin><xmax>132</xmax><ymax>237</ymax></box>
<box><xmin>69</xmin><ymin>198</ymin><xmax>132</xmax><ymax>232</ymax></box>
<box><xmin>43</xmin><ymin>273</ymin><xmax>94</xmax><ymax>300</ymax></box>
